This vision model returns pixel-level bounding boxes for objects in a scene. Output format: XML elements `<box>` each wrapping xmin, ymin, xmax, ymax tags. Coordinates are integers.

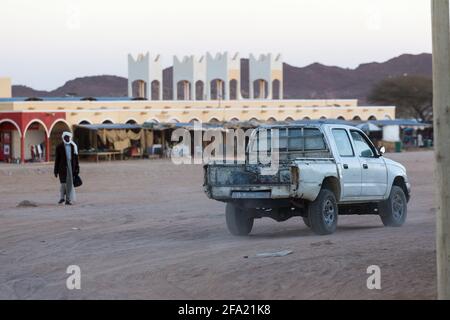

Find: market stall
<box><xmin>73</xmin><ymin>123</ymin><xmax>154</xmax><ymax>161</ymax></box>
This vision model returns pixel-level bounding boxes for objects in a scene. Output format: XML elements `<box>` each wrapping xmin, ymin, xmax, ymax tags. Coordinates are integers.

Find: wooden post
<box><xmin>432</xmin><ymin>0</ymin><xmax>450</xmax><ymax>300</ymax></box>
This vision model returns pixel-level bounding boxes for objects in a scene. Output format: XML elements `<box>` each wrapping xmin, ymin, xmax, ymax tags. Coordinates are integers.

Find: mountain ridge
<box><xmin>12</xmin><ymin>53</ymin><xmax>432</xmax><ymax>105</ymax></box>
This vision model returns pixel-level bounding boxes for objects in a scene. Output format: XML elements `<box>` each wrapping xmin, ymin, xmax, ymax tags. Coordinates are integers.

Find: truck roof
<box><xmin>259</xmin><ymin>120</ymin><xmax>358</xmax><ymax>131</ymax></box>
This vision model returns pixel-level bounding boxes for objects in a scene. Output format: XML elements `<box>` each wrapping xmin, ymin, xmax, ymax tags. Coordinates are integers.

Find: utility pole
<box><xmin>431</xmin><ymin>0</ymin><xmax>450</xmax><ymax>300</ymax></box>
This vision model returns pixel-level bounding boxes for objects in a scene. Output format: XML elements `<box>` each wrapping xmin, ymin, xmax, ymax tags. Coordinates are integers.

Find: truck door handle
<box><xmin>363</xmin><ymin>164</ymin><xmax>369</xmax><ymax>169</ymax></box>
<box><xmin>343</xmin><ymin>164</ymin><xmax>349</xmax><ymax>169</ymax></box>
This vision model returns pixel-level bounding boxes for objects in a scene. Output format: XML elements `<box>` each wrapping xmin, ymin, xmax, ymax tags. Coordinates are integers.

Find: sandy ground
<box><xmin>0</xmin><ymin>151</ymin><xmax>437</xmax><ymax>300</ymax></box>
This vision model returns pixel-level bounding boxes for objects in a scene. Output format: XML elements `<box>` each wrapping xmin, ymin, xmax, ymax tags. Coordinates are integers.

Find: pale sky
<box><xmin>0</xmin><ymin>0</ymin><xmax>432</xmax><ymax>90</ymax></box>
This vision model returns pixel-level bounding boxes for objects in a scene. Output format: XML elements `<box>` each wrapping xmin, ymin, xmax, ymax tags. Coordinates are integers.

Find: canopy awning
<box><xmin>75</xmin><ymin>124</ymin><xmax>142</xmax><ymax>131</ymax></box>
<box><xmin>142</xmin><ymin>122</ymin><xmax>229</xmax><ymax>132</ymax></box>
<box><xmin>369</xmin><ymin>120</ymin><xmax>432</xmax><ymax>128</ymax></box>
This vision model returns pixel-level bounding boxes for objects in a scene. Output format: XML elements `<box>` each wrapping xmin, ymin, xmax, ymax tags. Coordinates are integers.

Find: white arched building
<box><xmin>128</xmin><ymin>53</ymin><xmax>163</xmax><ymax>100</ymax></box>
<box><xmin>173</xmin><ymin>55</ymin><xmax>206</xmax><ymax>101</ymax></box>
<box><xmin>129</xmin><ymin>52</ymin><xmax>284</xmax><ymax>101</ymax></box>
<box><xmin>206</xmin><ymin>52</ymin><xmax>241</xmax><ymax>100</ymax></box>
<box><xmin>249</xmin><ymin>53</ymin><xmax>283</xmax><ymax>100</ymax></box>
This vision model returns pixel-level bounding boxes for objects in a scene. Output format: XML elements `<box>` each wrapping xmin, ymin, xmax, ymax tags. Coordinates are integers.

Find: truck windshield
<box><xmin>250</xmin><ymin>128</ymin><xmax>326</xmax><ymax>153</ymax></box>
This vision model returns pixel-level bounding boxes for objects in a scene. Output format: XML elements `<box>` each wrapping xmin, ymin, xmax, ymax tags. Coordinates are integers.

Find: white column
<box><xmin>236</xmin><ymin>79</ymin><xmax>241</xmax><ymax>100</ymax></box>
<box><xmin>146</xmin><ymin>81</ymin><xmax>151</xmax><ymax>100</ymax></box>
<box><xmin>206</xmin><ymin>81</ymin><xmax>211</xmax><ymax>100</ymax></box>
<box><xmin>128</xmin><ymin>81</ymin><xmax>133</xmax><ymax>98</ymax></box>
<box><xmin>184</xmin><ymin>82</ymin><xmax>189</xmax><ymax>100</ymax></box>
<box><xmin>279</xmin><ymin>80</ymin><xmax>284</xmax><ymax>100</ymax></box>
<box><xmin>190</xmin><ymin>81</ymin><xmax>195</xmax><ymax>101</ymax></box>
<box><xmin>224</xmin><ymin>80</ymin><xmax>230</xmax><ymax>100</ymax></box>
<box><xmin>159</xmin><ymin>82</ymin><xmax>163</xmax><ymax>100</ymax></box>
<box><xmin>173</xmin><ymin>80</ymin><xmax>178</xmax><ymax>100</ymax></box>
<box><xmin>266</xmin><ymin>80</ymin><xmax>273</xmax><ymax>100</ymax></box>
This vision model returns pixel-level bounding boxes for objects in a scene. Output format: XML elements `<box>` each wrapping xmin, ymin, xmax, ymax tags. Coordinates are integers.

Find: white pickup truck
<box><xmin>204</xmin><ymin>123</ymin><xmax>411</xmax><ymax>236</ymax></box>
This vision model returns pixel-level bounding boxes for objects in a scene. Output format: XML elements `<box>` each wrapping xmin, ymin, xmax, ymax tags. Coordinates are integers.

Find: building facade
<box><xmin>0</xmin><ymin>98</ymin><xmax>395</xmax><ymax>163</ymax></box>
<box><xmin>0</xmin><ymin>53</ymin><xmax>396</xmax><ymax>163</ymax></box>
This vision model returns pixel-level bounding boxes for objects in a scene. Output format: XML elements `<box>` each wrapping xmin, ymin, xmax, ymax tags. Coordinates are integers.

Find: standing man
<box><xmin>54</xmin><ymin>131</ymin><xmax>80</xmax><ymax>205</ymax></box>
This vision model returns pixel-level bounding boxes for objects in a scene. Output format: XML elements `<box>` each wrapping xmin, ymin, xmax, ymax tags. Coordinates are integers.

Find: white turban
<box><xmin>62</xmin><ymin>131</ymin><xmax>78</xmax><ymax>155</ymax></box>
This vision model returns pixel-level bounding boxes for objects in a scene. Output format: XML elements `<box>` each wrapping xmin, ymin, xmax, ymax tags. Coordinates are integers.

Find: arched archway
<box><xmin>384</xmin><ymin>115</ymin><xmax>392</xmax><ymax>120</ymax></box>
<box><xmin>368</xmin><ymin>115</ymin><xmax>378</xmax><ymax>121</ymax></box>
<box><xmin>0</xmin><ymin>119</ymin><xmax>22</xmax><ymax>162</ymax></box>
<box><xmin>131</xmin><ymin>80</ymin><xmax>148</xmax><ymax>99</ymax></box>
<box><xmin>252</xmin><ymin>79</ymin><xmax>269</xmax><ymax>99</ymax></box>
<box><xmin>337</xmin><ymin>116</ymin><xmax>346</xmax><ymax>121</ymax></box>
<box><xmin>126</xmin><ymin>119</ymin><xmax>138</xmax><ymax>125</ymax></box>
<box><xmin>24</xmin><ymin>119</ymin><xmax>49</xmax><ymax>137</ymax></box>
<box><xmin>146</xmin><ymin>118</ymin><xmax>159</xmax><ymax>124</ymax></box>
<box><xmin>49</xmin><ymin>120</ymin><xmax>71</xmax><ymax>161</ymax></box>
<box><xmin>79</xmin><ymin>120</ymin><xmax>92</xmax><ymax>125</ymax></box>
<box><xmin>102</xmin><ymin>119</ymin><xmax>114</xmax><ymax>124</ymax></box>
<box><xmin>320</xmin><ymin>116</ymin><xmax>328</xmax><ymax>120</ymax></box>
<box><xmin>0</xmin><ymin>119</ymin><xmax>21</xmax><ymax>137</ymax></box>
<box><xmin>196</xmin><ymin>81</ymin><xmax>205</xmax><ymax>100</ymax></box>
<box><xmin>151</xmin><ymin>80</ymin><xmax>161</xmax><ymax>100</ymax></box>
<box><xmin>353</xmin><ymin>116</ymin><xmax>362</xmax><ymax>121</ymax></box>
<box><xmin>303</xmin><ymin>117</ymin><xmax>311</xmax><ymax>121</ymax></box>
<box><xmin>24</xmin><ymin>120</ymin><xmax>48</xmax><ymax>162</ymax></box>
<box><xmin>189</xmin><ymin>118</ymin><xmax>201</xmax><ymax>124</ymax></box>
<box><xmin>272</xmin><ymin>79</ymin><xmax>281</xmax><ymax>100</ymax></box>
<box><xmin>285</xmin><ymin>117</ymin><xmax>295</xmax><ymax>122</ymax></box>
<box><xmin>210</xmin><ymin>79</ymin><xmax>225</xmax><ymax>100</ymax></box>
<box><xmin>176</xmin><ymin>81</ymin><xmax>192</xmax><ymax>100</ymax></box>
<box><xmin>209</xmin><ymin>117</ymin><xmax>221</xmax><ymax>124</ymax></box>
<box><xmin>229</xmin><ymin>118</ymin><xmax>240</xmax><ymax>124</ymax></box>
<box><xmin>267</xmin><ymin>117</ymin><xmax>277</xmax><ymax>124</ymax></box>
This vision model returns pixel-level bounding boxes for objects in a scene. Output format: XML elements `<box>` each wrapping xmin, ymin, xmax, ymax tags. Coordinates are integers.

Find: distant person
<box><xmin>54</xmin><ymin>132</ymin><xmax>79</xmax><ymax>205</ymax></box>
<box><xmin>417</xmin><ymin>131</ymin><xmax>424</xmax><ymax>148</ymax></box>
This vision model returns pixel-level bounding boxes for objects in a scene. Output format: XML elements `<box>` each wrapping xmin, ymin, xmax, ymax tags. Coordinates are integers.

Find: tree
<box><xmin>368</xmin><ymin>75</ymin><xmax>433</xmax><ymax>122</ymax></box>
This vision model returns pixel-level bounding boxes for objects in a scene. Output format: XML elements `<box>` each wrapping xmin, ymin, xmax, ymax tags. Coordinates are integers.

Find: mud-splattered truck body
<box><xmin>204</xmin><ymin>123</ymin><xmax>411</xmax><ymax>236</ymax></box>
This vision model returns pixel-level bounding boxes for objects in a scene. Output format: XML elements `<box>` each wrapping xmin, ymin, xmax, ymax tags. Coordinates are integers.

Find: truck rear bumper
<box><xmin>206</xmin><ymin>185</ymin><xmax>292</xmax><ymax>201</ymax></box>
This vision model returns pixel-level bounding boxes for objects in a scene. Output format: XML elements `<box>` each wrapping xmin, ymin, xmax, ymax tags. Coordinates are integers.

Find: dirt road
<box><xmin>0</xmin><ymin>151</ymin><xmax>437</xmax><ymax>299</ymax></box>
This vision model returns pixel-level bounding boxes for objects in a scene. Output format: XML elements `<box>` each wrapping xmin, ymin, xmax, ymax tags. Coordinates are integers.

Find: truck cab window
<box><xmin>350</xmin><ymin>130</ymin><xmax>375</xmax><ymax>158</ymax></box>
<box><xmin>332</xmin><ymin>129</ymin><xmax>354</xmax><ymax>157</ymax></box>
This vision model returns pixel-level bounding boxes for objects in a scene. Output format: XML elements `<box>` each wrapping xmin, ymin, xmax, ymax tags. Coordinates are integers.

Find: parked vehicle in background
<box><xmin>204</xmin><ymin>123</ymin><xmax>411</xmax><ymax>236</ymax></box>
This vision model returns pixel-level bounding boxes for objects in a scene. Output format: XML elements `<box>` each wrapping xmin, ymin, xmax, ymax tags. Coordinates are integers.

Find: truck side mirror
<box><xmin>379</xmin><ymin>146</ymin><xmax>386</xmax><ymax>156</ymax></box>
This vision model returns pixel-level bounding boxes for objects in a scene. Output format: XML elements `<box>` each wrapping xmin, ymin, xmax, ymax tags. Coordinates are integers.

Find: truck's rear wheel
<box><xmin>379</xmin><ymin>185</ymin><xmax>407</xmax><ymax>227</ymax></box>
<box><xmin>307</xmin><ymin>188</ymin><xmax>338</xmax><ymax>235</ymax></box>
<box><xmin>226</xmin><ymin>203</ymin><xmax>254</xmax><ymax>236</ymax></box>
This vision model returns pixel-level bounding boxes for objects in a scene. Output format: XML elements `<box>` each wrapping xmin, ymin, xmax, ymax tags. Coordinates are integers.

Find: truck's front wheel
<box><xmin>226</xmin><ymin>203</ymin><xmax>254</xmax><ymax>236</ymax></box>
<box><xmin>307</xmin><ymin>189</ymin><xmax>338</xmax><ymax>235</ymax></box>
<box><xmin>379</xmin><ymin>185</ymin><xmax>407</xmax><ymax>227</ymax></box>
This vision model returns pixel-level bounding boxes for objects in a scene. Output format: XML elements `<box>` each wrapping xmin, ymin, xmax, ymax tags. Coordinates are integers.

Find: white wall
<box><xmin>383</xmin><ymin>125</ymin><xmax>400</xmax><ymax>142</ymax></box>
